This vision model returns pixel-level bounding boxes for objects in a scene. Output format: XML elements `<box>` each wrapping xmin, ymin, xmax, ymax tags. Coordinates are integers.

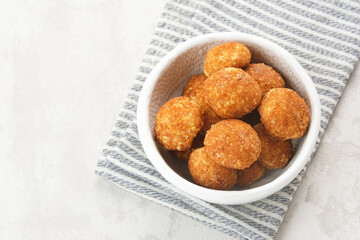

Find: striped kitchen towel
<box><xmin>95</xmin><ymin>0</ymin><xmax>360</xmax><ymax>239</ymax></box>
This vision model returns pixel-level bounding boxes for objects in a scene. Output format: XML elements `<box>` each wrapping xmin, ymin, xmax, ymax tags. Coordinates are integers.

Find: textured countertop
<box><xmin>1</xmin><ymin>1</ymin><xmax>359</xmax><ymax>239</ymax></box>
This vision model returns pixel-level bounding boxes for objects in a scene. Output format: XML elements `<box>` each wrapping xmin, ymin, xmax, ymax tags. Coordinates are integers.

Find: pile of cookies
<box><xmin>154</xmin><ymin>42</ymin><xmax>310</xmax><ymax>190</ymax></box>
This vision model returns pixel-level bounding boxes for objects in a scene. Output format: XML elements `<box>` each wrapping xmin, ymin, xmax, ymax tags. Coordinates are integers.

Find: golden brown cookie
<box><xmin>204</xmin><ymin>119</ymin><xmax>261</xmax><ymax>169</ymax></box>
<box><xmin>203</xmin><ymin>42</ymin><xmax>251</xmax><ymax>77</ymax></box>
<box><xmin>173</xmin><ymin>134</ymin><xmax>204</xmax><ymax>163</ymax></box>
<box><xmin>203</xmin><ymin>68</ymin><xmax>262</xmax><ymax>119</ymax></box>
<box><xmin>244</xmin><ymin>63</ymin><xmax>285</xmax><ymax>96</ymax></box>
<box><xmin>253</xmin><ymin>123</ymin><xmax>293</xmax><ymax>169</ymax></box>
<box><xmin>258</xmin><ymin>88</ymin><xmax>310</xmax><ymax>139</ymax></box>
<box><xmin>188</xmin><ymin>147</ymin><xmax>237</xmax><ymax>190</ymax></box>
<box><xmin>237</xmin><ymin>161</ymin><xmax>266</xmax><ymax>187</ymax></box>
<box><xmin>182</xmin><ymin>74</ymin><xmax>222</xmax><ymax>135</ymax></box>
<box><xmin>155</xmin><ymin>97</ymin><xmax>203</xmax><ymax>151</ymax></box>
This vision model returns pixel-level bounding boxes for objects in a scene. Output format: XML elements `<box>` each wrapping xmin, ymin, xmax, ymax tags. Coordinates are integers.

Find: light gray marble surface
<box><xmin>1</xmin><ymin>0</ymin><xmax>359</xmax><ymax>239</ymax></box>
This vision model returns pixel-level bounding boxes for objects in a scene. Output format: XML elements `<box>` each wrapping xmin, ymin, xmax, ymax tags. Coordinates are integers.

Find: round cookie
<box><xmin>203</xmin><ymin>42</ymin><xmax>251</xmax><ymax>77</ymax></box>
<box><xmin>204</xmin><ymin>119</ymin><xmax>261</xmax><ymax>169</ymax></box>
<box><xmin>173</xmin><ymin>134</ymin><xmax>204</xmax><ymax>163</ymax></box>
<box><xmin>258</xmin><ymin>88</ymin><xmax>310</xmax><ymax>139</ymax></box>
<box><xmin>188</xmin><ymin>147</ymin><xmax>237</xmax><ymax>190</ymax></box>
<box><xmin>155</xmin><ymin>96</ymin><xmax>203</xmax><ymax>151</ymax></box>
<box><xmin>253</xmin><ymin>123</ymin><xmax>293</xmax><ymax>169</ymax></box>
<box><xmin>182</xmin><ymin>74</ymin><xmax>222</xmax><ymax>135</ymax></box>
<box><xmin>244</xmin><ymin>63</ymin><xmax>285</xmax><ymax>96</ymax></box>
<box><xmin>203</xmin><ymin>68</ymin><xmax>262</xmax><ymax>119</ymax></box>
<box><xmin>237</xmin><ymin>161</ymin><xmax>266</xmax><ymax>187</ymax></box>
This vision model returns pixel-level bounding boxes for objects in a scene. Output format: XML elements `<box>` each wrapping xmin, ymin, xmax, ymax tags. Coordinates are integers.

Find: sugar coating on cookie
<box><xmin>188</xmin><ymin>147</ymin><xmax>237</xmax><ymax>190</ymax></box>
<box><xmin>254</xmin><ymin>123</ymin><xmax>293</xmax><ymax>169</ymax></box>
<box><xmin>155</xmin><ymin>96</ymin><xmax>203</xmax><ymax>151</ymax></box>
<box><xmin>237</xmin><ymin>161</ymin><xmax>266</xmax><ymax>187</ymax></box>
<box><xmin>182</xmin><ymin>74</ymin><xmax>222</xmax><ymax>135</ymax></box>
<box><xmin>258</xmin><ymin>88</ymin><xmax>310</xmax><ymax>139</ymax></box>
<box><xmin>203</xmin><ymin>42</ymin><xmax>251</xmax><ymax>77</ymax></box>
<box><xmin>244</xmin><ymin>63</ymin><xmax>285</xmax><ymax>96</ymax></box>
<box><xmin>204</xmin><ymin>119</ymin><xmax>261</xmax><ymax>169</ymax></box>
<box><xmin>173</xmin><ymin>134</ymin><xmax>204</xmax><ymax>163</ymax></box>
<box><xmin>203</xmin><ymin>67</ymin><xmax>262</xmax><ymax>118</ymax></box>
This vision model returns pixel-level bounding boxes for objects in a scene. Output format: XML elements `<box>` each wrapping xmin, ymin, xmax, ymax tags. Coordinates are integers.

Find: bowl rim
<box><xmin>137</xmin><ymin>32</ymin><xmax>321</xmax><ymax>205</ymax></box>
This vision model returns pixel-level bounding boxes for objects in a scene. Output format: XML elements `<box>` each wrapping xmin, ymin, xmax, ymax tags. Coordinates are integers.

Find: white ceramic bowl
<box><xmin>137</xmin><ymin>32</ymin><xmax>321</xmax><ymax>205</ymax></box>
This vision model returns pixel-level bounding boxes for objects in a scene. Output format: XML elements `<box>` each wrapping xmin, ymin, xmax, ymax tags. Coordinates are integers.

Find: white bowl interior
<box><xmin>139</xmin><ymin>33</ymin><xmax>320</xmax><ymax>204</ymax></box>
